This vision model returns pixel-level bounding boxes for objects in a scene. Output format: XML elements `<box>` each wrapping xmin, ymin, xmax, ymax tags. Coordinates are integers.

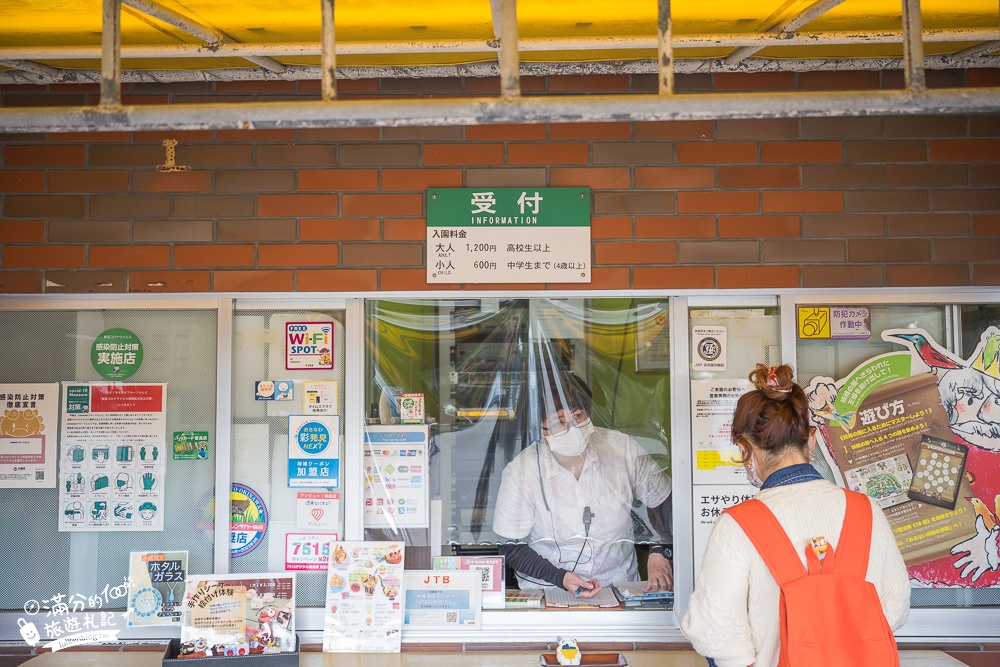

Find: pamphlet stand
<box><xmin>162</xmin><ymin>636</ymin><xmax>300</xmax><ymax>667</ymax></box>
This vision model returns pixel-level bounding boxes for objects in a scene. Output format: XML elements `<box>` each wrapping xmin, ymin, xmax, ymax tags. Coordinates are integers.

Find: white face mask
<box><xmin>746</xmin><ymin>452</ymin><xmax>764</xmax><ymax>489</ymax></box>
<box><xmin>545</xmin><ymin>419</ymin><xmax>594</xmax><ymax>457</ymax></box>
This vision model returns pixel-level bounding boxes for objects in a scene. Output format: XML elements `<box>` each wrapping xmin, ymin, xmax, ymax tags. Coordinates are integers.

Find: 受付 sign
<box><xmin>426</xmin><ymin>187</ymin><xmax>591</xmax><ymax>284</ymax></box>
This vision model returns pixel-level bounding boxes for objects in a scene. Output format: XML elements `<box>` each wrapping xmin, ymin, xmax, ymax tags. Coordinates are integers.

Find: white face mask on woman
<box><xmin>545</xmin><ymin>419</ymin><xmax>594</xmax><ymax>457</ymax></box>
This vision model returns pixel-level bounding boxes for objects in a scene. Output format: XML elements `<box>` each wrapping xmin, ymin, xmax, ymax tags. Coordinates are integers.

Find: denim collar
<box><xmin>760</xmin><ymin>463</ymin><xmax>823</xmax><ymax>490</ymax></box>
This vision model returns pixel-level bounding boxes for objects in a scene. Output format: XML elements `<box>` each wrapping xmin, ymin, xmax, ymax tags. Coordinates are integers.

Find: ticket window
<box><xmin>796</xmin><ymin>303</ymin><xmax>1000</xmax><ymax>609</ymax></box>
<box><xmin>363</xmin><ymin>298</ymin><xmax>672</xmax><ymax>593</ymax></box>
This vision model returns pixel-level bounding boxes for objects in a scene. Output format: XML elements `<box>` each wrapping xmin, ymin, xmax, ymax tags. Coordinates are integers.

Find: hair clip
<box><xmin>765</xmin><ymin>366</ymin><xmax>792</xmax><ymax>392</ymax></box>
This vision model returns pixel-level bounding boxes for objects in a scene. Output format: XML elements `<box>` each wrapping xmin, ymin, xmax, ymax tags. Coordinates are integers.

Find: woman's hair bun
<box><xmin>749</xmin><ymin>363</ymin><xmax>795</xmax><ymax>400</ymax></box>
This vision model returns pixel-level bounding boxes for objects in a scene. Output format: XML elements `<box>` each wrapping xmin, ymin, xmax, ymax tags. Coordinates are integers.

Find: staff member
<box><xmin>492</xmin><ymin>372</ymin><xmax>673</xmax><ymax>597</ymax></box>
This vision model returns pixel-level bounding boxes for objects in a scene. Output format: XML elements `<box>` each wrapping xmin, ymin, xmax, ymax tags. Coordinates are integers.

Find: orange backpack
<box><xmin>725</xmin><ymin>490</ymin><xmax>899</xmax><ymax>667</ymax></box>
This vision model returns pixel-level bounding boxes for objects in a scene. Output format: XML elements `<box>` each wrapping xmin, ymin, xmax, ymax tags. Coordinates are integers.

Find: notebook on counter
<box><xmin>544</xmin><ymin>587</ymin><xmax>621</xmax><ymax>609</ymax></box>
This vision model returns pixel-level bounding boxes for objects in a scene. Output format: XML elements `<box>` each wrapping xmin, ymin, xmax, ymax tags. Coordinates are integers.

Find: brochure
<box><xmin>504</xmin><ymin>588</ymin><xmax>544</xmax><ymax>608</ymax></box>
<box><xmin>127</xmin><ymin>550</ymin><xmax>188</xmax><ymax>627</ymax></box>
<box><xmin>544</xmin><ymin>587</ymin><xmax>621</xmax><ymax>609</ymax></box>
<box><xmin>403</xmin><ymin>570</ymin><xmax>481</xmax><ymax>629</ymax></box>
<box><xmin>179</xmin><ymin>573</ymin><xmax>295</xmax><ymax>657</ymax></box>
<box><xmin>432</xmin><ymin>555</ymin><xmax>505</xmax><ymax>609</ymax></box>
<box><xmin>322</xmin><ymin>541</ymin><xmax>405</xmax><ymax>653</ymax></box>
<box><xmin>612</xmin><ymin>581</ymin><xmax>674</xmax><ymax>608</ymax></box>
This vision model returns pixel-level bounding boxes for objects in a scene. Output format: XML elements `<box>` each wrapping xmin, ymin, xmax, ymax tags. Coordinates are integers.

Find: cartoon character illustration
<box><xmin>253</xmin><ymin>606</ymin><xmax>279</xmax><ymax>649</ymax></box>
<box><xmin>65</xmin><ymin>472</ymin><xmax>85</xmax><ymax>493</ymax></box>
<box><xmin>138</xmin><ymin>501</ymin><xmax>157</xmax><ymax>521</ymax></box>
<box><xmin>231</xmin><ymin>498</ymin><xmax>251</xmax><ymax>522</ymax></box>
<box><xmin>807</xmin><ymin>327</ymin><xmax>1000</xmax><ymax>588</ymax></box>
<box><xmin>0</xmin><ymin>408</ymin><xmax>44</xmax><ymax>437</ymax></box>
<box><xmin>951</xmin><ymin>514</ymin><xmax>1000</xmax><ymax>582</ymax></box>
<box><xmin>556</xmin><ymin>637</ymin><xmax>582</xmax><ymax>665</ymax></box>
<box><xmin>886</xmin><ymin>332</ymin><xmax>963</xmax><ymax>372</ymax></box>
<box><xmin>179</xmin><ymin>638</ymin><xmax>208</xmax><ymax>658</ymax></box>
<box><xmin>888</xmin><ymin>327</ymin><xmax>1000</xmax><ymax>453</ymax></box>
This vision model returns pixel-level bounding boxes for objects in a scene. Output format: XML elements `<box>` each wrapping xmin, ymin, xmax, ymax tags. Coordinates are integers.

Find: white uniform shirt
<box><xmin>492</xmin><ymin>426</ymin><xmax>671</xmax><ymax>588</ymax></box>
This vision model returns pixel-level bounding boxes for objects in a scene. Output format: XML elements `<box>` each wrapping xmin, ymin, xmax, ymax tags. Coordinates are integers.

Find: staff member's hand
<box><xmin>645</xmin><ymin>552</ymin><xmax>673</xmax><ymax>592</ymax></box>
<box><xmin>563</xmin><ymin>572</ymin><xmax>602</xmax><ymax>598</ymax></box>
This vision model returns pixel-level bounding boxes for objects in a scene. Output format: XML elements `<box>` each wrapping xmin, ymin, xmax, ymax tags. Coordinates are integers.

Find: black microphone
<box><xmin>583</xmin><ymin>506</ymin><xmax>594</xmax><ymax>536</ymax></box>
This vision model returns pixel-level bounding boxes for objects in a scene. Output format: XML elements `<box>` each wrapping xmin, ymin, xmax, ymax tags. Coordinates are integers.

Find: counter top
<box><xmin>22</xmin><ymin>649</ymin><xmax>970</xmax><ymax>667</ymax></box>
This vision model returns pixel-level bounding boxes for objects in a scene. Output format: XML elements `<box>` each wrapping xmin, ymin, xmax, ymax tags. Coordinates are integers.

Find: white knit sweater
<box><xmin>681</xmin><ymin>479</ymin><xmax>910</xmax><ymax>667</ymax></box>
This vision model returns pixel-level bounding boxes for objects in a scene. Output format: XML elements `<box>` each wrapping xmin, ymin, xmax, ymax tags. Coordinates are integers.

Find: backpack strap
<box><xmin>829</xmin><ymin>489</ymin><xmax>873</xmax><ymax>578</ymax></box>
<box><xmin>725</xmin><ymin>499</ymin><xmax>806</xmax><ymax>586</ymax></box>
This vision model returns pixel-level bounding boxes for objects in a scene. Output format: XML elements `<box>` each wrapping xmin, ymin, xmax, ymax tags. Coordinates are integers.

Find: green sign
<box><xmin>173</xmin><ymin>431</ymin><xmax>210</xmax><ymax>460</ymax></box>
<box><xmin>426</xmin><ymin>188</ymin><xmax>592</xmax><ymax>284</ymax></box>
<box><xmin>91</xmin><ymin>328</ymin><xmax>143</xmax><ymax>380</ymax></box>
<box><xmin>427</xmin><ymin>187</ymin><xmax>590</xmax><ymax>227</ymax></box>
<box><xmin>834</xmin><ymin>353</ymin><xmax>913</xmax><ymax>414</ymax></box>
<box><xmin>66</xmin><ymin>385</ymin><xmax>90</xmax><ymax>413</ymax></box>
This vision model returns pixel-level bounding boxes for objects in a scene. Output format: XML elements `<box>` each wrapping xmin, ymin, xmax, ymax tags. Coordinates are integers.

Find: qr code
<box><xmin>476</xmin><ymin>565</ymin><xmax>490</xmax><ymax>584</ymax></box>
<box><xmin>35</xmin><ymin>471</ymin><xmax>44</xmax><ymax>480</ymax></box>
<box><xmin>446</xmin><ymin>612</ymin><xmax>458</xmax><ymax>624</ymax></box>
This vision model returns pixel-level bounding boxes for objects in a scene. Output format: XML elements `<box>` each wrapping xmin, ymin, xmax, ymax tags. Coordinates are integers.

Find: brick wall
<box><xmin>1</xmin><ymin>70</ymin><xmax>999</xmax><ymax>294</ymax></box>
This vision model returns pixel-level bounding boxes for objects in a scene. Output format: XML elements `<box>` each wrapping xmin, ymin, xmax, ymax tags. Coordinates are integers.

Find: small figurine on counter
<box><xmin>557</xmin><ymin>637</ymin><xmax>582</xmax><ymax>665</ymax></box>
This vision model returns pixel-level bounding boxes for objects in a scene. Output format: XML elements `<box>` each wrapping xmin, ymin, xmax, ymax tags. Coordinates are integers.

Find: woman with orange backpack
<box><xmin>681</xmin><ymin>364</ymin><xmax>910</xmax><ymax>667</ymax></box>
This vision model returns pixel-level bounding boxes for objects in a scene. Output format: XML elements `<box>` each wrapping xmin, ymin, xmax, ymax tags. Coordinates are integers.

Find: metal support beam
<box><xmin>497</xmin><ymin>0</ymin><xmax>520</xmax><ymax>99</ymax></box>
<box><xmin>902</xmin><ymin>0</ymin><xmax>927</xmax><ymax>91</ymax></box>
<box><xmin>725</xmin><ymin>0</ymin><xmax>846</xmax><ymax>66</ymax></box>
<box><xmin>955</xmin><ymin>3</ymin><xmax>1000</xmax><ymax>60</ymax></box>
<box><xmin>3</xmin><ymin>28</ymin><xmax>997</xmax><ymax>61</ymax></box>
<box><xmin>951</xmin><ymin>40</ymin><xmax>1000</xmax><ymax>60</ymax></box>
<box><xmin>1</xmin><ymin>87</ymin><xmax>998</xmax><ymax>134</ymax></box>
<box><xmin>320</xmin><ymin>0</ymin><xmax>336</xmax><ymax>101</ymax></box>
<box><xmin>0</xmin><ymin>59</ymin><xmax>63</xmax><ymax>78</ymax></box>
<box><xmin>122</xmin><ymin>0</ymin><xmax>288</xmax><ymax>74</ymax></box>
<box><xmin>657</xmin><ymin>0</ymin><xmax>673</xmax><ymax>95</ymax></box>
<box><xmin>101</xmin><ymin>0</ymin><xmax>121</xmax><ymax>108</ymax></box>
<box><xmin>4</xmin><ymin>55</ymin><xmax>1000</xmax><ymax>87</ymax></box>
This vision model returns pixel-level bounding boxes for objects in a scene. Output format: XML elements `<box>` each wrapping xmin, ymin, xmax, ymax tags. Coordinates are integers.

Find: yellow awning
<box><xmin>1</xmin><ymin>0</ymin><xmax>997</xmax><ymax>73</ymax></box>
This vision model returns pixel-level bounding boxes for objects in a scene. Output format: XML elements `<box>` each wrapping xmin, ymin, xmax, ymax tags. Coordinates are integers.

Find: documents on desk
<box><xmin>544</xmin><ymin>587</ymin><xmax>621</xmax><ymax>609</ymax></box>
<box><xmin>612</xmin><ymin>582</ymin><xmax>674</xmax><ymax>609</ymax></box>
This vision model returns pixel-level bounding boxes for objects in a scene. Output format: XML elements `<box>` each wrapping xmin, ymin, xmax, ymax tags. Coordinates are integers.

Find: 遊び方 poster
<box><xmin>807</xmin><ymin>327</ymin><xmax>1000</xmax><ymax>588</ymax></box>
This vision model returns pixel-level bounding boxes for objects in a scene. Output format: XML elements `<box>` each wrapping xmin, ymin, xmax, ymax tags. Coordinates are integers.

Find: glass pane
<box><xmin>364</xmin><ymin>298</ymin><xmax>672</xmax><ymax>595</ymax></box>
<box><xmin>797</xmin><ymin>305</ymin><xmax>947</xmax><ymax>383</ymax></box>
<box><xmin>0</xmin><ymin>309</ymin><xmax>218</xmax><ymax>612</ymax></box>
<box><xmin>687</xmin><ymin>307</ymin><xmax>781</xmax><ymax>576</ymax></box>
<box><xmin>230</xmin><ymin>310</ymin><xmax>347</xmax><ymax>608</ymax></box>
<box><xmin>796</xmin><ymin>303</ymin><xmax>1000</xmax><ymax>608</ymax></box>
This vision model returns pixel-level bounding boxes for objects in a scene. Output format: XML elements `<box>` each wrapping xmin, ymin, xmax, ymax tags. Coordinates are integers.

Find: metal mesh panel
<box><xmin>0</xmin><ymin>309</ymin><xmax>218</xmax><ymax>612</ymax></box>
<box><xmin>911</xmin><ymin>587</ymin><xmax>1000</xmax><ymax>607</ymax></box>
<box><xmin>230</xmin><ymin>310</ymin><xmax>347</xmax><ymax>608</ymax></box>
